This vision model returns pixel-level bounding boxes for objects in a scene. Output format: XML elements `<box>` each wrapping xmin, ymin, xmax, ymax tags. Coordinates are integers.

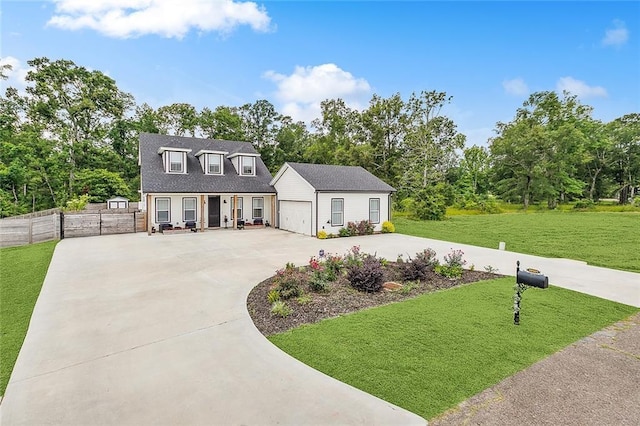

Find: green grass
<box><xmin>270</xmin><ymin>278</ymin><xmax>638</xmax><ymax>420</ymax></box>
<box><xmin>0</xmin><ymin>240</ymin><xmax>57</xmax><ymax>396</ymax></box>
<box><xmin>394</xmin><ymin>212</ymin><xmax>640</xmax><ymax>272</ymax></box>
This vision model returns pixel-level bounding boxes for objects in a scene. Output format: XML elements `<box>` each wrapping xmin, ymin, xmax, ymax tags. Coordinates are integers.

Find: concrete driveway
<box><xmin>1</xmin><ymin>230</ymin><xmax>638</xmax><ymax>425</ymax></box>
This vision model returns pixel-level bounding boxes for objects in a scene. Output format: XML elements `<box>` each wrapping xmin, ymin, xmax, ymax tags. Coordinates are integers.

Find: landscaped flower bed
<box><xmin>247</xmin><ymin>246</ymin><xmax>503</xmax><ymax>336</ymax></box>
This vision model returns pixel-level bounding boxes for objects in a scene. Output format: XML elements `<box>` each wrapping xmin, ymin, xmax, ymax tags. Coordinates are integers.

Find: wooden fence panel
<box><xmin>0</xmin><ymin>218</ymin><xmax>31</xmax><ymax>247</ymax></box>
<box><xmin>32</xmin><ymin>214</ymin><xmax>60</xmax><ymax>243</ymax></box>
<box><xmin>64</xmin><ymin>214</ymin><xmax>101</xmax><ymax>238</ymax></box>
<box><xmin>101</xmin><ymin>213</ymin><xmax>135</xmax><ymax>235</ymax></box>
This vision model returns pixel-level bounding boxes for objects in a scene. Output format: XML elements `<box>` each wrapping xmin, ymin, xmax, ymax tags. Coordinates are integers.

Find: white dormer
<box><xmin>195</xmin><ymin>150</ymin><xmax>229</xmax><ymax>175</ymax></box>
<box><xmin>157</xmin><ymin>147</ymin><xmax>192</xmax><ymax>174</ymax></box>
<box><xmin>227</xmin><ymin>152</ymin><xmax>260</xmax><ymax>176</ymax></box>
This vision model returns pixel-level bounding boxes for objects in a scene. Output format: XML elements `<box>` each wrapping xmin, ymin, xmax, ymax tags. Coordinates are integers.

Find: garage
<box><xmin>279</xmin><ymin>200</ymin><xmax>312</xmax><ymax>235</ymax></box>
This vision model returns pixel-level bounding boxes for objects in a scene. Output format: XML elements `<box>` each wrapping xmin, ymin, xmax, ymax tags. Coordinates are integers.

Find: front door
<box><xmin>208</xmin><ymin>196</ymin><xmax>220</xmax><ymax>227</ymax></box>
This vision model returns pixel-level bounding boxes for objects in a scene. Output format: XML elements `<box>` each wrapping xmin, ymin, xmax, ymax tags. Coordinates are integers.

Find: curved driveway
<box><xmin>1</xmin><ymin>230</ymin><xmax>638</xmax><ymax>425</ymax></box>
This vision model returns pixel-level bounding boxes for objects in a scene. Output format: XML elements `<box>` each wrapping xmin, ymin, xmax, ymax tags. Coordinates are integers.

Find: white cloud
<box><xmin>0</xmin><ymin>56</ymin><xmax>30</xmax><ymax>88</ymax></box>
<box><xmin>47</xmin><ymin>0</ymin><xmax>272</xmax><ymax>39</ymax></box>
<box><xmin>502</xmin><ymin>78</ymin><xmax>529</xmax><ymax>96</ymax></box>
<box><xmin>602</xmin><ymin>19</ymin><xmax>629</xmax><ymax>47</ymax></box>
<box><xmin>263</xmin><ymin>63</ymin><xmax>372</xmax><ymax>123</ymax></box>
<box><xmin>556</xmin><ymin>76</ymin><xmax>607</xmax><ymax>98</ymax></box>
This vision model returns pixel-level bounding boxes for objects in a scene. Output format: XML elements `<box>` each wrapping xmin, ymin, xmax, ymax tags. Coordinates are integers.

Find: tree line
<box><xmin>1</xmin><ymin>57</ymin><xmax>638</xmax><ymax>218</ymax></box>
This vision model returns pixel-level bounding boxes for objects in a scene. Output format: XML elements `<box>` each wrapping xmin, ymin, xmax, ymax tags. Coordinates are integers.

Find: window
<box><xmin>207</xmin><ymin>153</ymin><xmax>222</xmax><ymax>175</ymax></box>
<box><xmin>108</xmin><ymin>201</ymin><xmax>127</xmax><ymax>209</ymax></box>
<box><xmin>252</xmin><ymin>197</ymin><xmax>264</xmax><ymax>219</ymax></box>
<box><xmin>183</xmin><ymin>197</ymin><xmax>197</xmax><ymax>222</ymax></box>
<box><xmin>369</xmin><ymin>198</ymin><xmax>380</xmax><ymax>224</ymax></box>
<box><xmin>156</xmin><ymin>198</ymin><xmax>171</xmax><ymax>223</ymax></box>
<box><xmin>169</xmin><ymin>151</ymin><xmax>184</xmax><ymax>173</ymax></box>
<box><xmin>241</xmin><ymin>156</ymin><xmax>254</xmax><ymax>175</ymax></box>
<box><xmin>231</xmin><ymin>197</ymin><xmax>243</xmax><ymax>221</ymax></box>
<box><xmin>331</xmin><ymin>198</ymin><xmax>344</xmax><ymax>226</ymax></box>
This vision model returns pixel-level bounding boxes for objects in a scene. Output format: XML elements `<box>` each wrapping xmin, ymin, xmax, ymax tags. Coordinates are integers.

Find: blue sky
<box><xmin>1</xmin><ymin>1</ymin><xmax>639</xmax><ymax>147</ymax></box>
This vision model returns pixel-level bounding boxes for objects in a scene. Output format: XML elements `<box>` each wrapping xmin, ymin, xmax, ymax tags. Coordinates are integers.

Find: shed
<box><xmin>270</xmin><ymin>163</ymin><xmax>395</xmax><ymax>236</ymax></box>
<box><xmin>107</xmin><ymin>196</ymin><xmax>129</xmax><ymax>209</ymax></box>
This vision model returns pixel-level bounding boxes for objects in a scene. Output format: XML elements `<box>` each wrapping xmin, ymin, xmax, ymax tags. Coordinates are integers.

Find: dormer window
<box><xmin>208</xmin><ymin>154</ymin><xmax>222</xmax><ymax>175</ymax></box>
<box><xmin>227</xmin><ymin>152</ymin><xmax>260</xmax><ymax>176</ymax></box>
<box><xmin>195</xmin><ymin>149</ymin><xmax>228</xmax><ymax>175</ymax></box>
<box><xmin>169</xmin><ymin>151</ymin><xmax>184</xmax><ymax>173</ymax></box>
<box><xmin>241</xmin><ymin>156</ymin><xmax>255</xmax><ymax>176</ymax></box>
<box><xmin>158</xmin><ymin>147</ymin><xmax>191</xmax><ymax>174</ymax></box>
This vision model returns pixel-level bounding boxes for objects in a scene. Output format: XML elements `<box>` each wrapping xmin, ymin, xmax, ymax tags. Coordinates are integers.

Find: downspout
<box><xmin>200</xmin><ymin>194</ymin><xmax>205</xmax><ymax>232</ymax></box>
<box><xmin>146</xmin><ymin>193</ymin><xmax>152</xmax><ymax>235</ymax></box>
<box><xmin>388</xmin><ymin>193</ymin><xmax>392</xmax><ymax>222</ymax></box>
<box><xmin>315</xmin><ymin>191</ymin><xmax>318</xmax><ymax>237</ymax></box>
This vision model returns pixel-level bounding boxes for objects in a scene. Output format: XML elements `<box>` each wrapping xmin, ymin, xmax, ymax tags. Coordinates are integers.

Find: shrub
<box><xmin>435</xmin><ymin>264</ymin><xmax>463</xmax><ymax>278</ymax></box>
<box><xmin>296</xmin><ymin>294</ymin><xmax>312</xmax><ymax>305</ymax></box>
<box><xmin>414</xmin><ymin>188</ymin><xmax>447</xmax><ymax>221</ymax></box>
<box><xmin>270</xmin><ymin>300</ymin><xmax>292</xmax><ymax>318</ymax></box>
<box><xmin>634</xmin><ymin>196</ymin><xmax>640</xmax><ymax>208</ymax></box>
<box><xmin>339</xmin><ymin>227</ymin><xmax>351</xmax><ymax>237</ymax></box>
<box><xmin>400</xmin><ymin>280</ymin><xmax>418</xmax><ymax>295</ymax></box>
<box><xmin>436</xmin><ymin>249</ymin><xmax>467</xmax><ymax>278</ymax></box>
<box><xmin>317</xmin><ymin>230</ymin><xmax>328</xmax><ymax>239</ymax></box>
<box><xmin>346</xmin><ymin>255</ymin><xmax>385</xmax><ymax>293</ymax></box>
<box><xmin>273</xmin><ymin>267</ymin><xmax>305</xmax><ymax>299</ymax></box>
<box><xmin>308</xmin><ymin>270</ymin><xmax>330</xmax><ymax>292</ymax></box>
<box><xmin>64</xmin><ymin>194</ymin><xmax>90</xmax><ymax>212</ymax></box>
<box><xmin>267</xmin><ymin>289</ymin><xmax>280</xmax><ymax>304</ymax></box>
<box><xmin>573</xmin><ymin>199</ymin><xmax>596</xmax><ymax>210</ymax></box>
<box><xmin>343</xmin><ymin>245</ymin><xmax>365</xmax><ymax>268</ymax></box>
<box><xmin>397</xmin><ymin>248</ymin><xmax>438</xmax><ymax>281</ymax></box>
<box><xmin>381</xmin><ymin>221</ymin><xmax>395</xmax><ymax>233</ymax></box>
<box><xmin>347</xmin><ymin>221</ymin><xmax>358</xmax><ymax>236</ymax></box>
<box><xmin>324</xmin><ymin>254</ymin><xmax>343</xmax><ymax>279</ymax></box>
<box><xmin>356</xmin><ymin>220</ymin><xmax>374</xmax><ymax>235</ymax></box>
<box><xmin>443</xmin><ymin>249</ymin><xmax>467</xmax><ymax>268</ymax></box>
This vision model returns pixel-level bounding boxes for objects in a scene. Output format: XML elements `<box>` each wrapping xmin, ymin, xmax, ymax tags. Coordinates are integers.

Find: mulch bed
<box><xmin>247</xmin><ymin>266</ymin><xmax>504</xmax><ymax>336</ymax></box>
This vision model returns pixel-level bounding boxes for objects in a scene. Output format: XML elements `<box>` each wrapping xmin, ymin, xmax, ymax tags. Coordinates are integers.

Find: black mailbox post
<box><xmin>514</xmin><ymin>261</ymin><xmax>549</xmax><ymax>325</ymax></box>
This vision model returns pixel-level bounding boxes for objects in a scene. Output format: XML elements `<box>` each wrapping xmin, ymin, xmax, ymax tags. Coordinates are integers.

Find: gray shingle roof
<box><xmin>285</xmin><ymin>163</ymin><xmax>395</xmax><ymax>192</ymax></box>
<box><xmin>140</xmin><ymin>133</ymin><xmax>275</xmax><ymax>194</ymax></box>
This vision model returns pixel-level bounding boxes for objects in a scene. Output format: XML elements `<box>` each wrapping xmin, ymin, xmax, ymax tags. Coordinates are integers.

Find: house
<box><xmin>270</xmin><ymin>162</ymin><xmax>395</xmax><ymax>236</ymax></box>
<box><xmin>139</xmin><ymin>133</ymin><xmax>276</xmax><ymax>232</ymax></box>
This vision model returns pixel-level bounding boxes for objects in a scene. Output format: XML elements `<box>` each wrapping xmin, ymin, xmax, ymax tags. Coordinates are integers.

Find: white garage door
<box><xmin>279</xmin><ymin>201</ymin><xmax>312</xmax><ymax>235</ymax></box>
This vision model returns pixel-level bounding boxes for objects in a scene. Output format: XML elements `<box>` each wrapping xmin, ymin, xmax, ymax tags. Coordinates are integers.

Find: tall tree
<box><xmin>490</xmin><ymin>91</ymin><xmax>591</xmax><ymax>208</ymax></box>
<box><xmin>199</xmin><ymin>106</ymin><xmax>245</xmax><ymax>141</ymax></box>
<box><xmin>608</xmin><ymin>113</ymin><xmax>640</xmax><ymax>203</ymax></box>
<box><xmin>23</xmin><ymin>57</ymin><xmax>134</xmax><ymax>198</ymax></box>
<box><xmin>157</xmin><ymin>102</ymin><xmax>198</xmax><ymax>136</ymax></box>
<box><xmin>361</xmin><ymin>93</ymin><xmax>407</xmax><ymax>183</ymax></box>
<box><xmin>402</xmin><ymin>91</ymin><xmax>465</xmax><ymax>191</ymax></box>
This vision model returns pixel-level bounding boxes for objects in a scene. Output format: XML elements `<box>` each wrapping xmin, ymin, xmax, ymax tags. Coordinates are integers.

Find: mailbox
<box><xmin>517</xmin><ymin>270</ymin><xmax>548</xmax><ymax>289</ymax></box>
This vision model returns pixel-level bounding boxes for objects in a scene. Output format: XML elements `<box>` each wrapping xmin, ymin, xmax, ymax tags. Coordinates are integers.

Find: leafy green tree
<box><xmin>75</xmin><ymin>169</ymin><xmax>131</xmax><ymax>202</ymax></box>
<box><xmin>608</xmin><ymin>113</ymin><xmax>640</xmax><ymax>203</ymax></box>
<box><xmin>23</xmin><ymin>57</ymin><xmax>134</xmax><ymax>197</ymax></box>
<box><xmin>361</xmin><ymin>93</ymin><xmax>407</xmax><ymax>183</ymax></box>
<box><xmin>402</xmin><ymin>91</ymin><xmax>465</xmax><ymax>191</ymax></box>
<box><xmin>490</xmin><ymin>91</ymin><xmax>591</xmax><ymax>208</ymax></box>
<box><xmin>157</xmin><ymin>103</ymin><xmax>198</xmax><ymax>136</ymax></box>
<box><xmin>199</xmin><ymin>106</ymin><xmax>245</xmax><ymax>141</ymax></box>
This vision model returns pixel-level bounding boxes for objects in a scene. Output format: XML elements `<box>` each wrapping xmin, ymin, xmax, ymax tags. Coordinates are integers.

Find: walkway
<box><xmin>1</xmin><ymin>230</ymin><xmax>638</xmax><ymax>425</ymax></box>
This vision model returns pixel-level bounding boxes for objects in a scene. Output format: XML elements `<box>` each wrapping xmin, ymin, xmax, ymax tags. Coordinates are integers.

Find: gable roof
<box><xmin>274</xmin><ymin>162</ymin><xmax>395</xmax><ymax>192</ymax></box>
<box><xmin>139</xmin><ymin>133</ymin><xmax>275</xmax><ymax>194</ymax></box>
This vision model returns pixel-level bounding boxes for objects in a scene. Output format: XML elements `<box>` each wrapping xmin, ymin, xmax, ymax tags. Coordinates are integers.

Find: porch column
<box><xmin>146</xmin><ymin>193</ymin><xmax>152</xmax><ymax>235</ymax></box>
<box><xmin>200</xmin><ymin>195</ymin><xmax>205</xmax><ymax>232</ymax></box>
<box><xmin>233</xmin><ymin>194</ymin><xmax>238</xmax><ymax>229</ymax></box>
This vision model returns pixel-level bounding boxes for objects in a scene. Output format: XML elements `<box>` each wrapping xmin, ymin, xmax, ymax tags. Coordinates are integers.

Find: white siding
<box><xmin>272</xmin><ymin>166</ymin><xmax>316</xmax><ymax>232</ymax></box>
<box><xmin>317</xmin><ymin>192</ymin><xmax>390</xmax><ymax>235</ymax></box>
<box><xmin>148</xmin><ymin>194</ymin><xmax>274</xmax><ymax>228</ymax></box>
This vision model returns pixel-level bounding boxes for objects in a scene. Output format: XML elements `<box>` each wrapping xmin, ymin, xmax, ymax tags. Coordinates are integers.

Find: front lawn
<box><xmin>0</xmin><ymin>240</ymin><xmax>57</xmax><ymax>396</ymax></box>
<box><xmin>394</xmin><ymin>212</ymin><xmax>640</xmax><ymax>272</ymax></box>
<box><xmin>269</xmin><ymin>278</ymin><xmax>638</xmax><ymax>420</ymax></box>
